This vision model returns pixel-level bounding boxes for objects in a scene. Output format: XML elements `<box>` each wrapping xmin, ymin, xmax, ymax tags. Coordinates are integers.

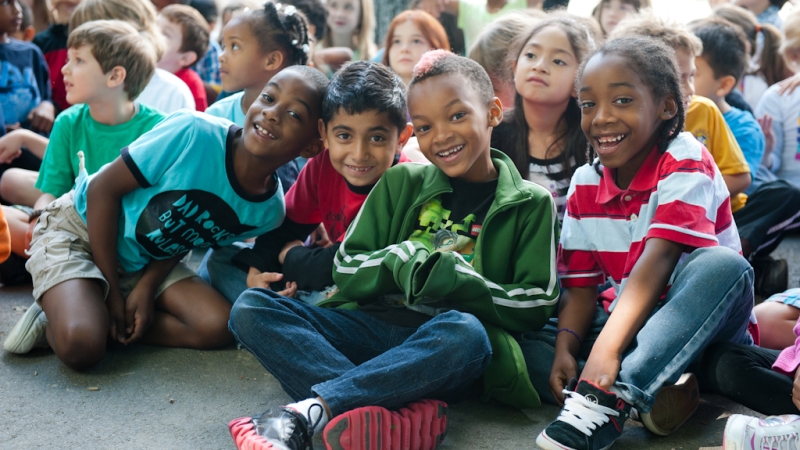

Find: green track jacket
<box><xmin>326</xmin><ymin>150</ymin><xmax>560</xmax><ymax>408</ymax></box>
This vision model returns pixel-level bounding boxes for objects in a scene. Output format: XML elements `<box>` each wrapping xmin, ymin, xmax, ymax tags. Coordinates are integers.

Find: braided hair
<box><xmin>245</xmin><ymin>1</ymin><xmax>311</xmax><ymax>66</ymax></box>
<box><xmin>577</xmin><ymin>37</ymin><xmax>685</xmax><ymax>176</ymax></box>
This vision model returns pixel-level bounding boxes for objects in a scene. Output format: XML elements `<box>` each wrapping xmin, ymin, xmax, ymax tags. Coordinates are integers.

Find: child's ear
<box><xmin>264</xmin><ymin>50</ymin><xmax>285</xmax><ymax>72</ymax></box>
<box><xmin>106</xmin><ymin>66</ymin><xmax>127</xmax><ymax>89</ymax></box>
<box><xmin>179</xmin><ymin>50</ymin><xmax>199</xmax><ymax>68</ymax></box>
<box><xmin>395</xmin><ymin>123</ymin><xmax>413</xmax><ymax>154</ymax></box>
<box><xmin>300</xmin><ymin>137</ymin><xmax>325</xmax><ymax>158</ymax></box>
<box><xmin>716</xmin><ymin>75</ymin><xmax>737</xmax><ymax>99</ymax></box>
<box><xmin>661</xmin><ymin>95</ymin><xmax>679</xmax><ymax>121</ymax></box>
<box><xmin>487</xmin><ymin>97</ymin><xmax>503</xmax><ymax>127</ymax></box>
<box><xmin>317</xmin><ymin>118</ymin><xmax>330</xmax><ymax>150</ymax></box>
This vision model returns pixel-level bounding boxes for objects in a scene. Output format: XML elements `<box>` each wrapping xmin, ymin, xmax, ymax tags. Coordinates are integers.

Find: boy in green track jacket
<box><xmin>226</xmin><ymin>51</ymin><xmax>560</xmax><ymax>450</ymax></box>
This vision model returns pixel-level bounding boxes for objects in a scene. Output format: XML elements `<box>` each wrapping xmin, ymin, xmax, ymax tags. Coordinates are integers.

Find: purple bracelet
<box><xmin>557</xmin><ymin>328</ymin><xmax>583</xmax><ymax>346</ymax></box>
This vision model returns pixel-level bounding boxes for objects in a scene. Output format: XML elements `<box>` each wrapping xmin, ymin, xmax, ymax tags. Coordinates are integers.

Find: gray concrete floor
<box><xmin>3</xmin><ymin>236</ymin><xmax>800</xmax><ymax>449</ymax></box>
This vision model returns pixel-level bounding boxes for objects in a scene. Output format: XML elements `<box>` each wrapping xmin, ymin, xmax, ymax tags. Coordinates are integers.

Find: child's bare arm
<box><xmin>581</xmin><ymin>238</ymin><xmax>684</xmax><ymax>390</ymax></box>
<box><xmin>27</xmin><ymin>101</ymin><xmax>55</xmax><ymax>134</ymax></box>
<box><xmin>550</xmin><ymin>286</ymin><xmax>598</xmax><ymax>404</ymax></box>
<box><xmin>722</xmin><ymin>172</ymin><xmax>751</xmax><ymax>198</ymax></box>
<box><xmin>123</xmin><ymin>254</ymin><xmax>182</xmax><ymax>344</ymax></box>
<box><xmin>0</xmin><ymin>129</ymin><xmax>48</xmax><ymax>162</ymax></box>
<box><xmin>85</xmin><ymin>158</ymin><xmax>141</xmax><ymax>342</ymax></box>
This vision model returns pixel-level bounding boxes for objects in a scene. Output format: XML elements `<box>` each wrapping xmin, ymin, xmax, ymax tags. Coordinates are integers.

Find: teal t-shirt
<box><xmin>73</xmin><ymin>111</ymin><xmax>286</xmax><ymax>273</ymax></box>
<box><xmin>205</xmin><ymin>91</ymin><xmax>245</xmax><ymax>124</ymax></box>
<box><xmin>35</xmin><ymin>103</ymin><xmax>165</xmax><ymax>197</ymax></box>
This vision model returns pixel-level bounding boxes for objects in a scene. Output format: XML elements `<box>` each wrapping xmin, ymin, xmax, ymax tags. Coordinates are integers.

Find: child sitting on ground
<box><xmin>0</xmin><ymin>21</ymin><xmax>164</xmax><ymax>262</ymax></box>
<box><xmin>691</xmin><ymin>18</ymin><xmax>800</xmax><ymax>296</ymax></box>
<box><xmin>199</xmin><ymin>61</ymin><xmax>412</xmax><ymax>304</ymax></box>
<box><xmin>156</xmin><ymin>4</ymin><xmax>209</xmax><ymax>111</ymax></box>
<box><xmin>2</xmin><ymin>65</ymin><xmax>328</xmax><ymax>372</ymax></box>
<box><xmin>226</xmin><ymin>51</ymin><xmax>559</xmax><ymax>450</ymax></box>
<box><xmin>533</xmin><ymin>37</ymin><xmax>754</xmax><ymax>450</ymax></box>
<box><xmin>491</xmin><ymin>15</ymin><xmax>597</xmax><ymax>223</ymax></box>
<box><xmin>207</xmin><ymin>1</ymin><xmax>310</xmax><ymax>189</ymax></box>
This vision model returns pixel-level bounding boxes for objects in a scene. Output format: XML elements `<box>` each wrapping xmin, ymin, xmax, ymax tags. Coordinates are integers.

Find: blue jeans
<box><xmin>198</xmin><ymin>245</ymin><xmax>332</xmax><ymax>306</ymax></box>
<box><xmin>520</xmin><ymin>246</ymin><xmax>755</xmax><ymax>413</ymax></box>
<box><xmin>229</xmin><ymin>289</ymin><xmax>492</xmax><ymax>416</ymax></box>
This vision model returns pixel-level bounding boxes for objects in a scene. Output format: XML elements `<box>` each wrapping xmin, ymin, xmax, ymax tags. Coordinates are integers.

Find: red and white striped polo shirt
<box><xmin>558</xmin><ymin>132</ymin><xmax>741</xmax><ymax>313</ymax></box>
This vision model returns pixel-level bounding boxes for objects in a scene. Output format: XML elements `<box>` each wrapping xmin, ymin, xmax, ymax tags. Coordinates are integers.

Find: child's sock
<box><xmin>286</xmin><ymin>398</ymin><xmax>329</xmax><ymax>434</ymax></box>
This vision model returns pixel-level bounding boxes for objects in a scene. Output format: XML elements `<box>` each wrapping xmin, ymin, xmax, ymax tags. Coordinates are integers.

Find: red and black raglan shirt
<box><xmin>33</xmin><ymin>24</ymin><xmax>69</xmax><ymax>113</ymax></box>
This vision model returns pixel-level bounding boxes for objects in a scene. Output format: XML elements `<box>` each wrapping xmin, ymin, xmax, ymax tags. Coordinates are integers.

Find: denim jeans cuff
<box><xmin>311</xmin><ymin>383</ymin><xmax>344</xmax><ymax>417</ymax></box>
<box><xmin>611</xmin><ymin>382</ymin><xmax>654</xmax><ymax>413</ymax></box>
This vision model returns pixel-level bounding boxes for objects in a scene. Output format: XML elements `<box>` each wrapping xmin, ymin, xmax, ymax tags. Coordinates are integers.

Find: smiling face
<box><xmin>326</xmin><ymin>0</ymin><xmax>360</xmax><ymax>37</ymax></box>
<box><xmin>0</xmin><ymin>0</ymin><xmax>22</xmax><ymax>37</ymax></box>
<box><xmin>219</xmin><ymin>17</ymin><xmax>268</xmax><ymax>92</ymax></box>
<box><xmin>600</xmin><ymin>0</ymin><xmax>636</xmax><ymax>35</ymax></box>
<box><xmin>409</xmin><ymin>73</ymin><xmax>502</xmax><ymax>183</ymax></box>
<box><xmin>243</xmin><ymin>68</ymin><xmax>323</xmax><ymax>162</ymax></box>
<box><xmin>513</xmin><ymin>26</ymin><xmax>579</xmax><ymax>107</ymax></box>
<box><xmin>578</xmin><ymin>53</ymin><xmax>676</xmax><ymax>187</ymax></box>
<box><xmin>321</xmin><ymin>110</ymin><xmax>407</xmax><ymax>186</ymax></box>
<box><xmin>388</xmin><ymin>20</ymin><xmax>432</xmax><ymax>84</ymax></box>
<box><xmin>62</xmin><ymin>45</ymin><xmax>111</xmax><ymax>105</ymax></box>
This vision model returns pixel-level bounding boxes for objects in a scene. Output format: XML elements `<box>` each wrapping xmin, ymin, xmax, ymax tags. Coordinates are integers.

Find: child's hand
<box><xmin>278</xmin><ymin>240</ymin><xmax>304</xmax><ymax>264</ymax></box>
<box><xmin>580</xmin><ymin>349</ymin><xmax>621</xmax><ymax>392</ymax></box>
<box><xmin>0</xmin><ymin>130</ymin><xmax>26</xmax><ymax>164</ymax></box>
<box><xmin>310</xmin><ymin>223</ymin><xmax>333</xmax><ymax>248</ymax></box>
<box><xmin>550</xmin><ymin>351</ymin><xmax>578</xmax><ymax>405</ymax></box>
<box><xmin>27</xmin><ymin>101</ymin><xmax>55</xmax><ymax>134</ymax></box>
<box><xmin>246</xmin><ymin>268</ymin><xmax>298</xmax><ymax>297</ymax></box>
<box><xmin>106</xmin><ymin>291</ymin><xmax>127</xmax><ymax>343</ymax></box>
<box><xmin>122</xmin><ymin>282</ymin><xmax>156</xmax><ymax>344</ymax></box>
<box><xmin>758</xmin><ymin>115</ymin><xmax>774</xmax><ymax>160</ymax></box>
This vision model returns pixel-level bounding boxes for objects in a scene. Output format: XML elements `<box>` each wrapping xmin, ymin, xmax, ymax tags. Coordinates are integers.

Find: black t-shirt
<box><xmin>361</xmin><ymin>176</ymin><xmax>498</xmax><ymax>327</ymax></box>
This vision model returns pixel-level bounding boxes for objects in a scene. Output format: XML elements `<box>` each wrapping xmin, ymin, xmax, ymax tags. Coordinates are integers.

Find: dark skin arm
<box><xmin>121</xmin><ymin>254</ymin><xmax>182</xmax><ymax>345</ymax></box>
<box><xmin>86</xmin><ymin>157</ymin><xmax>154</xmax><ymax>343</ymax></box>
<box><xmin>550</xmin><ymin>286</ymin><xmax>597</xmax><ymax>404</ymax></box>
<box><xmin>580</xmin><ymin>238</ymin><xmax>684</xmax><ymax>390</ymax></box>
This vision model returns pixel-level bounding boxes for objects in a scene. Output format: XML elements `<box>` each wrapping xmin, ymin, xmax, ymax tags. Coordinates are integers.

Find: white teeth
<box><xmin>254</xmin><ymin>123</ymin><xmax>275</xmax><ymax>139</ymax></box>
<box><xmin>598</xmin><ymin>135</ymin><xmax>625</xmax><ymax>143</ymax></box>
<box><xmin>437</xmin><ymin>145</ymin><xmax>464</xmax><ymax>157</ymax></box>
<box><xmin>348</xmin><ymin>166</ymin><xmax>371</xmax><ymax>172</ymax></box>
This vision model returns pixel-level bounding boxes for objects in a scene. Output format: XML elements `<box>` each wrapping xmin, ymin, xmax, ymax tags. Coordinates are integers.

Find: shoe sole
<box><xmin>324</xmin><ymin>400</ymin><xmax>447</xmax><ymax>450</ymax></box>
<box><xmin>3</xmin><ymin>303</ymin><xmax>45</xmax><ymax>354</ymax></box>
<box><xmin>641</xmin><ymin>373</ymin><xmax>699</xmax><ymax>436</ymax></box>
<box><xmin>536</xmin><ymin>430</ymin><xmax>615</xmax><ymax>450</ymax></box>
<box><xmin>228</xmin><ymin>416</ymin><xmax>290</xmax><ymax>450</ymax></box>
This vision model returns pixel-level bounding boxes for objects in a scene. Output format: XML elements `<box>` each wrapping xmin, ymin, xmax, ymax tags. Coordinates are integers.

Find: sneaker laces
<box><xmin>255</xmin><ymin>404</ymin><xmax>324</xmax><ymax>450</ymax></box>
<box><xmin>556</xmin><ymin>389</ymin><xmax>620</xmax><ymax>436</ymax></box>
<box><xmin>761</xmin><ymin>432</ymin><xmax>800</xmax><ymax>449</ymax></box>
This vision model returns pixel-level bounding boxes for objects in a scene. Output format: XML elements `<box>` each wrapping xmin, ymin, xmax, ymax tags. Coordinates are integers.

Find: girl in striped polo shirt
<box><xmin>530</xmin><ymin>37</ymin><xmax>756</xmax><ymax>450</ymax></box>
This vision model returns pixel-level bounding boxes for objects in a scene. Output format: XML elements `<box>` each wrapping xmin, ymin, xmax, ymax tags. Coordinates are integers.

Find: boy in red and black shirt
<box><xmin>199</xmin><ymin>61</ymin><xmax>411</xmax><ymax>303</ymax></box>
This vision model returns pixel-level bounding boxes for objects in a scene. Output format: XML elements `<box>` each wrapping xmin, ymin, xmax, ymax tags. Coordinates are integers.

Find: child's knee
<box><xmin>54</xmin><ymin>322</ymin><xmax>107</xmax><ymax>371</ymax></box>
<box><xmin>430</xmin><ymin>311</ymin><xmax>492</xmax><ymax>357</ymax></box>
<box><xmin>192</xmin><ymin>314</ymin><xmax>234</xmax><ymax>349</ymax></box>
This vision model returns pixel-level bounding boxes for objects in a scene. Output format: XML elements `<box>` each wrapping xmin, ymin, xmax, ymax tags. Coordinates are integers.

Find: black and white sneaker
<box><xmin>229</xmin><ymin>404</ymin><xmax>324</xmax><ymax>450</ymax></box>
<box><xmin>536</xmin><ymin>379</ymin><xmax>632</xmax><ymax>450</ymax></box>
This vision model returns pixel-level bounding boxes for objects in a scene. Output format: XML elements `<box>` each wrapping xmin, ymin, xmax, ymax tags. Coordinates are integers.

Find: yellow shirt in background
<box><xmin>685</xmin><ymin>96</ymin><xmax>750</xmax><ymax>212</ymax></box>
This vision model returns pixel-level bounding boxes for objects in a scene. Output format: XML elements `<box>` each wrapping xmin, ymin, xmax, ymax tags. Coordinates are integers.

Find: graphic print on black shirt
<box><xmin>136</xmin><ymin>190</ymin><xmax>257</xmax><ymax>258</ymax></box>
<box><xmin>409</xmin><ymin>177</ymin><xmax>498</xmax><ymax>264</ymax></box>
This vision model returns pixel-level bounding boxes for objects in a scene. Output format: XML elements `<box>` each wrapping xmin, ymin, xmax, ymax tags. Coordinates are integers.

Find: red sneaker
<box><xmin>323</xmin><ymin>399</ymin><xmax>448</xmax><ymax>450</ymax></box>
<box><xmin>229</xmin><ymin>405</ymin><xmax>321</xmax><ymax>450</ymax></box>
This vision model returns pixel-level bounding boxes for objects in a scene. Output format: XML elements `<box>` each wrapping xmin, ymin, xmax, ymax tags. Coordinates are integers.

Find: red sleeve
<box><xmin>0</xmin><ymin>206</ymin><xmax>10</xmax><ymax>263</ymax></box>
<box><xmin>285</xmin><ymin>150</ymin><xmax>325</xmax><ymax>225</ymax></box>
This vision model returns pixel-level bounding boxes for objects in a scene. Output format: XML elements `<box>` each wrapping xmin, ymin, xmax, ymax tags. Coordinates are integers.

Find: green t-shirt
<box><xmin>457</xmin><ymin>0</ymin><xmax>528</xmax><ymax>54</ymax></box>
<box><xmin>35</xmin><ymin>103</ymin><xmax>165</xmax><ymax>197</ymax></box>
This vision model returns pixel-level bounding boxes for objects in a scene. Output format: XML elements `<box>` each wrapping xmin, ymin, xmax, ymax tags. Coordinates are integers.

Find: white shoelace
<box><xmin>761</xmin><ymin>433</ymin><xmax>800</xmax><ymax>449</ymax></box>
<box><xmin>556</xmin><ymin>389</ymin><xmax>620</xmax><ymax>436</ymax></box>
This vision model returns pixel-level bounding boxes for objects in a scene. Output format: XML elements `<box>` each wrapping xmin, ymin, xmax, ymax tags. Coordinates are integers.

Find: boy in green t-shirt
<box><xmin>0</xmin><ymin>19</ymin><xmax>164</xmax><ymax>260</ymax></box>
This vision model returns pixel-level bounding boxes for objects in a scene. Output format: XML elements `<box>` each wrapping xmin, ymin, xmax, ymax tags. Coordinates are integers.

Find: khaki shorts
<box><xmin>26</xmin><ymin>192</ymin><xmax>197</xmax><ymax>303</ymax></box>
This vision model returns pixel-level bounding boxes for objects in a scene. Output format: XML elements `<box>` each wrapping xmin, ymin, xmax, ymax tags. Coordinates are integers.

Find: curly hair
<box><xmin>577</xmin><ymin>36</ymin><xmax>685</xmax><ymax>176</ymax></box>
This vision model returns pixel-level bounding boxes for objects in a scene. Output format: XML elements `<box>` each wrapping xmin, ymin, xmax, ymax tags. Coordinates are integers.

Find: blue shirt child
<box><xmin>0</xmin><ymin>38</ymin><xmax>51</xmax><ymax>126</ymax></box>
